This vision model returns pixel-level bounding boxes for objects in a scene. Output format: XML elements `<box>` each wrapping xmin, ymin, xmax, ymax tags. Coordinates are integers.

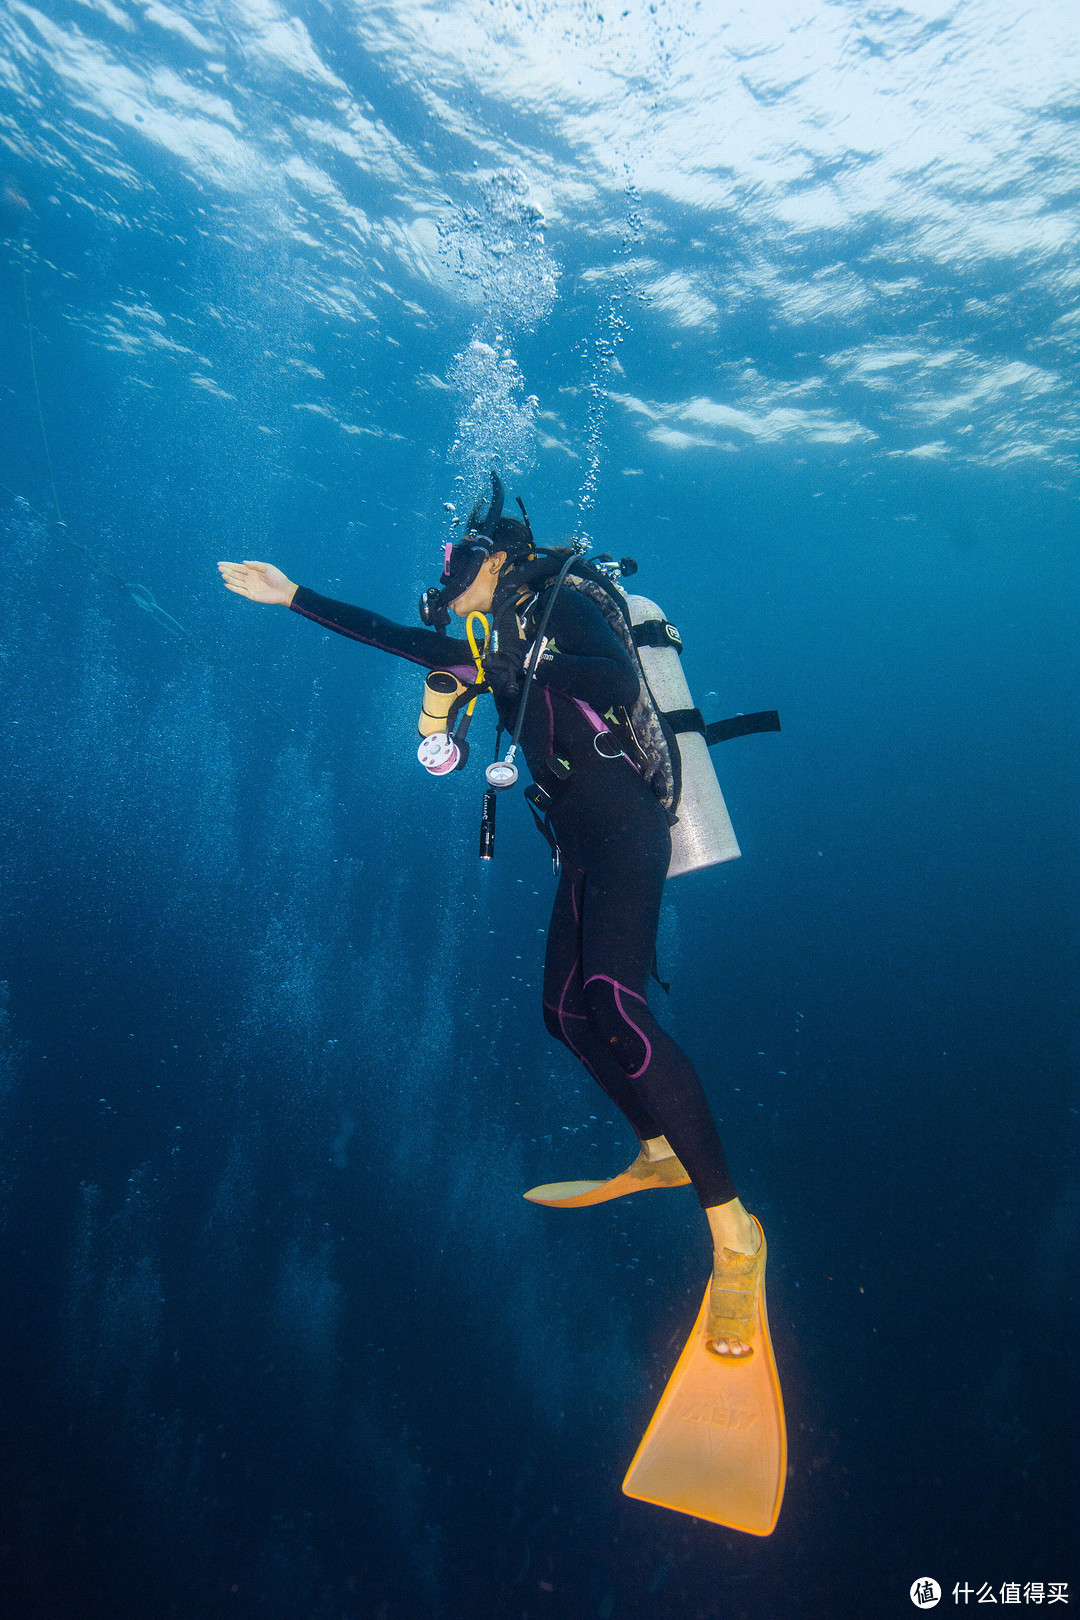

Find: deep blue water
<box><xmin>0</xmin><ymin>3</ymin><xmax>1077</xmax><ymax>1616</ymax></box>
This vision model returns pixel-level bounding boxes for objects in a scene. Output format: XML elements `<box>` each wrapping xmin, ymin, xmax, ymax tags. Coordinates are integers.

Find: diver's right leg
<box><xmin>567</xmin><ymin>782</ymin><xmax>738</xmax><ymax>1214</ymax></box>
<box><xmin>538</xmin><ymin>788</ymin><xmax>761</xmax><ymax>1354</ymax></box>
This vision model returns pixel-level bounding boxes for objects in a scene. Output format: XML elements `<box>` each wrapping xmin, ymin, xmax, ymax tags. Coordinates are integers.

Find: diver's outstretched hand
<box><xmin>217</xmin><ymin>560</ymin><xmax>297</xmax><ymax>605</ymax></box>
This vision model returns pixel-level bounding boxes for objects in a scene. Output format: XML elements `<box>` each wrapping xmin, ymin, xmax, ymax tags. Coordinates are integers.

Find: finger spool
<box><xmin>418</xmin><ymin>733</ymin><xmax>461</xmax><ymax>775</ymax></box>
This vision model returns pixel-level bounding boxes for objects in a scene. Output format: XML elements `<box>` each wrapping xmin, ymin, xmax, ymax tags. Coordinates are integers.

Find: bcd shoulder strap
<box><xmin>561</xmin><ymin>568</ymin><xmax>680</xmax><ymax>813</ymax></box>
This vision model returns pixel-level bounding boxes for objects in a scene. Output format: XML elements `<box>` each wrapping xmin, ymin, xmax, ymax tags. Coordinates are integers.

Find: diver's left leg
<box><xmin>541</xmin><ymin>855</ymin><xmax>667</xmax><ymax>1142</ymax></box>
<box><xmin>580</xmin><ymin>962</ymin><xmax>740</xmax><ymax>1210</ymax></box>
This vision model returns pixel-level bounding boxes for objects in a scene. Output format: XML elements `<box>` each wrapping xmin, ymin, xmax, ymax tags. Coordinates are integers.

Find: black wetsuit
<box><xmin>291</xmin><ymin>582</ymin><xmax>737</xmax><ymax>1209</ymax></box>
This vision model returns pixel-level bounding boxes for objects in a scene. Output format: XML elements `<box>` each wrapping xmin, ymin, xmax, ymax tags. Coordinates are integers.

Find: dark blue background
<box><xmin>0</xmin><ymin>14</ymin><xmax>1077</xmax><ymax>1613</ymax></box>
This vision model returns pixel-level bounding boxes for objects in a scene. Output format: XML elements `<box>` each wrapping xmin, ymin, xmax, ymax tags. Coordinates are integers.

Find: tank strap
<box><xmin>663</xmin><ymin>707</ymin><xmax>781</xmax><ymax>746</ymax></box>
<box><xmin>632</xmin><ymin>619</ymin><xmax>683</xmax><ymax>654</ymax></box>
<box><xmin>706</xmin><ymin>710</ymin><xmax>781</xmax><ymax>745</ymax></box>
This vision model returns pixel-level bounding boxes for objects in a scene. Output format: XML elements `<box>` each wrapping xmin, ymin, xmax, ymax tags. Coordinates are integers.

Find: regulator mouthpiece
<box><xmin>418</xmin><ymin>586</ymin><xmax>450</xmax><ymax>631</ymax></box>
<box><xmin>485</xmin><ymin>759</ymin><xmax>519</xmax><ymax>790</ymax></box>
<box><xmin>418</xmin><ymin>733</ymin><xmax>461</xmax><ymax>775</ymax></box>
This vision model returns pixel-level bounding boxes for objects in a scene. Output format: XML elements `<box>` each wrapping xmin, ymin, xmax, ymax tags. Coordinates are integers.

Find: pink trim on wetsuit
<box><xmin>583</xmin><ymin>973</ymin><xmax>653</xmax><ymax>1079</ymax></box>
<box><xmin>556</xmin><ymin>957</ymin><xmax>585</xmax><ymax>1052</ymax></box>
<box><xmin>543</xmin><ymin>954</ymin><xmax>604</xmax><ymax>1086</ymax></box>
<box><xmin>290</xmin><ymin>605</ymin><xmax>478</xmax><ymax>682</ymax></box>
<box><xmin>571</xmin><ymin>697</ymin><xmax>609</xmax><ymax>735</ymax></box>
<box><xmin>568</xmin><ymin>698</ymin><xmax>642</xmax><ymax>773</ymax></box>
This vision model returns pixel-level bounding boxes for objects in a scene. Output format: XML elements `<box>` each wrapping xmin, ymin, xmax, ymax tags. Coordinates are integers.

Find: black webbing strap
<box><xmin>448</xmin><ymin>682</ymin><xmax>484</xmax><ymax>739</ymax></box>
<box><xmin>663</xmin><ymin>707</ymin><xmax>781</xmax><ymax>746</ymax></box>
<box><xmin>523</xmin><ymin>783</ymin><xmax>561</xmax><ymax>873</ymax></box>
<box><xmin>632</xmin><ymin>619</ymin><xmax>683</xmax><ymax>654</ymax></box>
<box><xmin>706</xmin><ymin>710</ymin><xmax>781</xmax><ymax>745</ymax></box>
<box><xmin>663</xmin><ymin>706</ymin><xmax>705</xmax><ymax>736</ymax></box>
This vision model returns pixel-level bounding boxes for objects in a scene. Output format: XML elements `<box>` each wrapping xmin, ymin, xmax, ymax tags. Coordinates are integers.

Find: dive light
<box><xmin>479</xmin><ymin>787</ymin><xmax>497</xmax><ymax>860</ymax></box>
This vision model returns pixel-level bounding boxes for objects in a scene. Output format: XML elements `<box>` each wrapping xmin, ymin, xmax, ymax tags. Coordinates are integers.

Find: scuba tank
<box><xmin>548</xmin><ymin>561</ymin><xmax>755</xmax><ymax>879</ymax></box>
<box><xmin>412</xmin><ymin>549</ymin><xmax>775</xmax><ymax>874</ymax></box>
<box><xmin>623</xmin><ymin>594</ymin><xmax>741</xmax><ymax>877</ymax></box>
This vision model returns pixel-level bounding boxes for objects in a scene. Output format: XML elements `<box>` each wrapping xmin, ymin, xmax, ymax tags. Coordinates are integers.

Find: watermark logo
<box><xmin>911</xmin><ymin>1579</ymin><xmax>942</xmax><ymax>1609</ymax></box>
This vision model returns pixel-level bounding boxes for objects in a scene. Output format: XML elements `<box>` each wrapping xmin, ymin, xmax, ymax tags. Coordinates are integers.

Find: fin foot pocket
<box><xmin>706</xmin><ymin>1233</ymin><xmax>765</xmax><ymax>1359</ymax></box>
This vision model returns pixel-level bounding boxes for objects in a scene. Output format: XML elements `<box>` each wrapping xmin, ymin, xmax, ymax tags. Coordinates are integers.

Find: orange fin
<box><xmin>622</xmin><ymin>1226</ymin><xmax>786</xmax><ymax>1535</ymax></box>
<box><xmin>524</xmin><ymin>1151</ymin><xmax>691</xmax><ymax>1208</ymax></box>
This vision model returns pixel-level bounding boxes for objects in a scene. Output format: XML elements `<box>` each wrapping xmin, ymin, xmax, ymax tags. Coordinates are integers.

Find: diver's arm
<box><xmin>290</xmin><ymin>586</ymin><xmax>476</xmax><ymax>673</ymax></box>
<box><xmin>217</xmin><ymin>561</ymin><xmax>476</xmax><ymax>673</ymax></box>
<box><xmin>531</xmin><ymin>589</ymin><xmax>640</xmax><ymax>711</ymax></box>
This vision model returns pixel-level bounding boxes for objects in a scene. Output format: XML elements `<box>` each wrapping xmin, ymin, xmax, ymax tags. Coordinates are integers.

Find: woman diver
<box><xmin>217</xmin><ymin>477</ymin><xmax>765</xmax><ymax>1362</ymax></box>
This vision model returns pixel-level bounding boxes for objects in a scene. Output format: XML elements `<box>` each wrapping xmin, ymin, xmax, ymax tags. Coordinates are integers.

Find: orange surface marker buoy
<box><xmin>622</xmin><ymin>1221</ymin><xmax>786</xmax><ymax>1535</ymax></box>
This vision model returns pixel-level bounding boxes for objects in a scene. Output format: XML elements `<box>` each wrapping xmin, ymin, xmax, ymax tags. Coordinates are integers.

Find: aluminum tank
<box><xmin>624</xmin><ymin>593</ymin><xmax>741</xmax><ymax>878</ymax></box>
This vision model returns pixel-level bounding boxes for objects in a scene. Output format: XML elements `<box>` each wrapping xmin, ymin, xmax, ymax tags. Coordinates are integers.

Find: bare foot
<box><xmin>709</xmin><ymin>1332</ymin><xmax>753</xmax><ymax>1358</ymax></box>
<box><xmin>640</xmin><ymin>1134</ymin><xmax>677</xmax><ymax>1163</ymax></box>
<box><xmin>704</xmin><ymin>1199</ymin><xmax>763</xmax><ymax>1358</ymax></box>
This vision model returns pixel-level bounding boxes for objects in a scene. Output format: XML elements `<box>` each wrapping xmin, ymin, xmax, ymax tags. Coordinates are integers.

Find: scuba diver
<box><xmin>217</xmin><ymin>477</ymin><xmax>765</xmax><ymax>1364</ymax></box>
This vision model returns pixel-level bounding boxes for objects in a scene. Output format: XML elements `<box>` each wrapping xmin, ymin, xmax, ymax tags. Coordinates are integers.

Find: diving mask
<box><xmin>418</xmin><ymin>538</ymin><xmax>493</xmax><ymax>629</ymax></box>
